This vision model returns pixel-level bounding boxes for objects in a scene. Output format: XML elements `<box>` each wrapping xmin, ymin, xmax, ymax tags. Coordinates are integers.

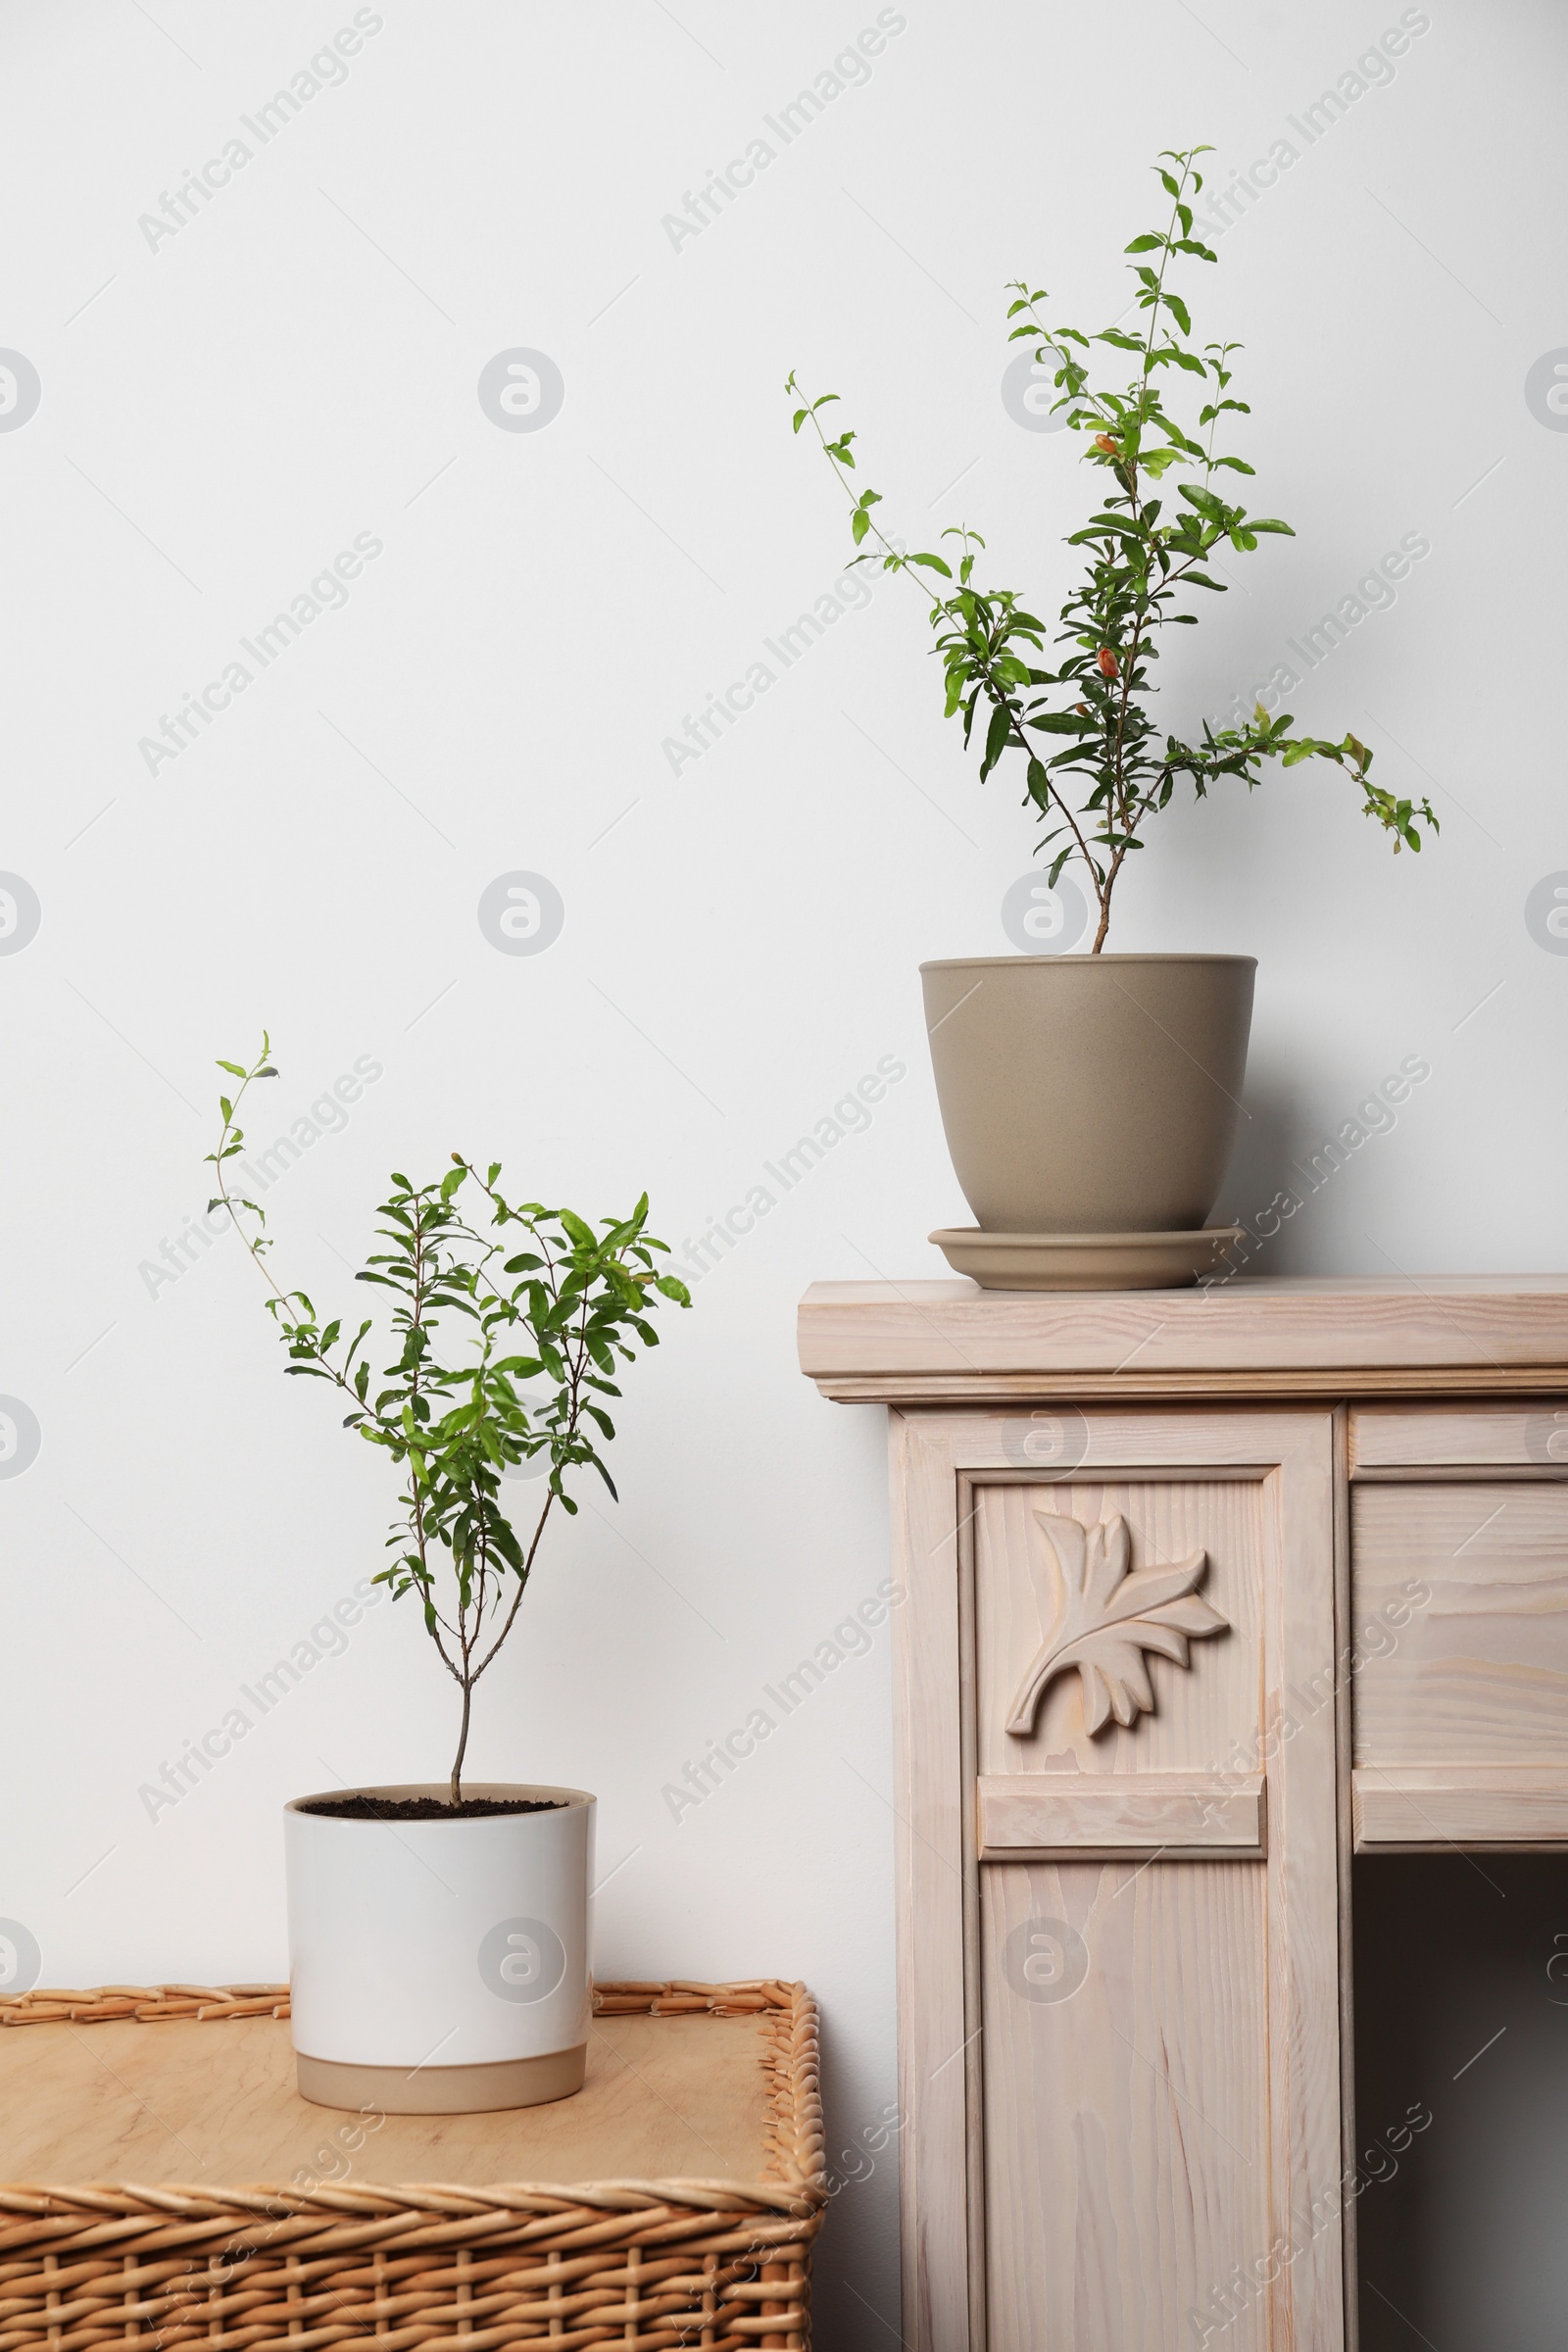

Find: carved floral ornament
<box><xmin>1006</xmin><ymin>1510</ymin><xmax>1229</xmax><ymax>1738</ymax></box>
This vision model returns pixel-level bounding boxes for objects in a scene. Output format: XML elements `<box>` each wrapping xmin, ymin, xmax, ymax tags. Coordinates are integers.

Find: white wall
<box><xmin>1</xmin><ymin>1</ymin><xmax>1563</xmax><ymax>2336</ymax></box>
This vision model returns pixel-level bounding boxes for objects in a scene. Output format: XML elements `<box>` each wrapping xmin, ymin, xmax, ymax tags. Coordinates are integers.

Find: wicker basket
<box><xmin>0</xmin><ymin>1980</ymin><xmax>823</xmax><ymax>2350</ymax></box>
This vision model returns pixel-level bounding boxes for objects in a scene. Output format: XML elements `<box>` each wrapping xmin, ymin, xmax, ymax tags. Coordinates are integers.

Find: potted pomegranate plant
<box><xmin>788</xmin><ymin>144</ymin><xmax>1436</xmax><ymax>1290</ymax></box>
<box><xmin>208</xmin><ymin>1040</ymin><xmax>689</xmax><ymax>2113</ymax></box>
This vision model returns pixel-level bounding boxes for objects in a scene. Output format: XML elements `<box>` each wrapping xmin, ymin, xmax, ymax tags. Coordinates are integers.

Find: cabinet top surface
<box><xmin>797</xmin><ymin>1276</ymin><xmax>1568</xmax><ymax>1401</ymax></box>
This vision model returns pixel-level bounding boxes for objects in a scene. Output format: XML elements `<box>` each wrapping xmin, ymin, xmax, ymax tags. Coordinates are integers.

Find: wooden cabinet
<box><xmin>799</xmin><ymin>1277</ymin><xmax>1568</xmax><ymax>2352</ymax></box>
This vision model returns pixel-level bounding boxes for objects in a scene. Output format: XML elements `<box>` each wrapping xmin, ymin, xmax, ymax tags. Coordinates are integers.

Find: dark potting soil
<box><xmin>298</xmin><ymin>1794</ymin><xmax>566</xmax><ymax>1822</ymax></box>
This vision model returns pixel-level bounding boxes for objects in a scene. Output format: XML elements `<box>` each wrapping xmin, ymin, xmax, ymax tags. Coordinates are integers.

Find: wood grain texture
<box><xmin>1353</xmin><ymin>1766</ymin><xmax>1568</xmax><ymax>1846</ymax></box>
<box><xmin>799</xmin><ymin>1277</ymin><xmax>1568</xmax><ymax>1402</ymax></box>
<box><xmin>821</xmin><ymin>1370</ymin><xmax>1568</xmax><ymax>1401</ymax></box>
<box><xmin>0</xmin><ymin>2010</ymin><xmax>774</xmax><ymax>2187</ymax></box>
<box><xmin>977</xmin><ymin>1773</ymin><xmax>1265</xmax><ymax>1857</ymax></box>
<box><xmin>980</xmin><ymin>1859</ymin><xmax>1268</xmax><ymax>2352</ymax></box>
<box><xmin>890</xmin><ymin>1411</ymin><xmax>975</xmax><ymax>2352</ymax></box>
<box><xmin>1351</xmin><ymin>1401</ymin><xmax>1568</xmax><ymax>1469</ymax></box>
<box><xmin>1351</xmin><ymin>1481</ymin><xmax>1568</xmax><ymax>1767</ymax></box>
<box><xmin>1332</xmin><ymin>1405</ymin><xmax>1361</xmax><ymax>2352</ymax></box>
<box><xmin>1260</xmin><ymin>1415</ymin><xmax>1346</xmax><ymax>2352</ymax></box>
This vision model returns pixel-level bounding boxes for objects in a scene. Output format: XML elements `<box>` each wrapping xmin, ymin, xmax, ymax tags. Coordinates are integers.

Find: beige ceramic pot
<box><xmin>920</xmin><ymin>954</ymin><xmax>1256</xmax><ymax>1235</ymax></box>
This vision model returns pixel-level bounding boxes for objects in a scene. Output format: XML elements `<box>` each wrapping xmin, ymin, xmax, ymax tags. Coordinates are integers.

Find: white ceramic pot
<box><xmin>283</xmin><ymin>1781</ymin><xmax>593</xmax><ymax>2114</ymax></box>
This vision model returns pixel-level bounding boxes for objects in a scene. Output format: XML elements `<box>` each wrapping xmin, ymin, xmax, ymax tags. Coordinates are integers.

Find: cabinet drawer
<box><xmin>1354</xmin><ymin>1766</ymin><xmax>1568</xmax><ymax>1845</ymax></box>
<box><xmin>1351</xmin><ymin>1480</ymin><xmax>1568</xmax><ymax>1842</ymax></box>
<box><xmin>1351</xmin><ymin>1401</ymin><xmax>1568</xmax><ymax>1471</ymax></box>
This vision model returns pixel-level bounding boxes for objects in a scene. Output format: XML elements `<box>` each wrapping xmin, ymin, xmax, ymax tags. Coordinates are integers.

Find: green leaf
<box><xmin>982</xmin><ymin>701</ymin><xmax>1011</xmax><ymax>775</ymax></box>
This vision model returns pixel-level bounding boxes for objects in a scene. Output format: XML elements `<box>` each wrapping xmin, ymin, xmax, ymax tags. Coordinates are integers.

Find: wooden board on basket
<box><xmin>2</xmin><ymin>2010</ymin><xmax>768</xmax><ymax>2188</ymax></box>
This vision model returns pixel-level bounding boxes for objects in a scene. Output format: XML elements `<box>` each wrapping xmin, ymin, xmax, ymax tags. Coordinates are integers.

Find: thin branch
<box><xmin>793</xmin><ymin>394</ymin><xmax>1103</xmax><ymax>898</ymax></box>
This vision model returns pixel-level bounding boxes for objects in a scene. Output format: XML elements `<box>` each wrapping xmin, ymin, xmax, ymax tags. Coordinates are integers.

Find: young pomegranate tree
<box><xmin>208</xmin><ymin>1038</ymin><xmax>690</xmax><ymax>1804</ymax></box>
<box><xmin>788</xmin><ymin>144</ymin><xmax>1436</xmax><ymax>951</ymax></box>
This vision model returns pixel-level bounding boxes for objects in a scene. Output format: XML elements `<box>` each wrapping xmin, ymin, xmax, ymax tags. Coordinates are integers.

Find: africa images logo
<box><xmin>0</xmin><ymin>1922</ymin><xmax>41</xmax><ymax>1994</ymax></box>
<box><xmin>477</xmin><ymin>1917</ymin><xmax>566</xmax><ymax>2003</ymax></box>
<box><xmin>477</xmin><ymin>872</ymin><xmax>565</xmax><ymax>955</ymax></box>
<box><xmin>0</xmin><ymin>875</ymin><xmax>41</xmax><ymax>955</ymax></box>
<box><xmin>0</xmin><ymin>353</ymin><xmax>40</xmax><ymax>432</ymax></box>
<box><xmin>477</xmin><ymin>352</ymin><xmax>564</xmax><ymax>433</ymax></box>
<box><xmin>1525</xmin><ymin>349</ymin><xmax>1568</xmax><ymax>432</ymax></box>
<box><xmin>0</xmin><ymin>1399</ymin><xmax>42</xmax><ymax>1479</ymax></box>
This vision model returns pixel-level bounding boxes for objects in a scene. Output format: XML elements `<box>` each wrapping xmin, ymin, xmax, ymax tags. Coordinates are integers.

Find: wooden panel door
<box><xmin>891</xmin><ymin>1406</ymin><xmax>1344</xmax><ymax>2352</ymax></box>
